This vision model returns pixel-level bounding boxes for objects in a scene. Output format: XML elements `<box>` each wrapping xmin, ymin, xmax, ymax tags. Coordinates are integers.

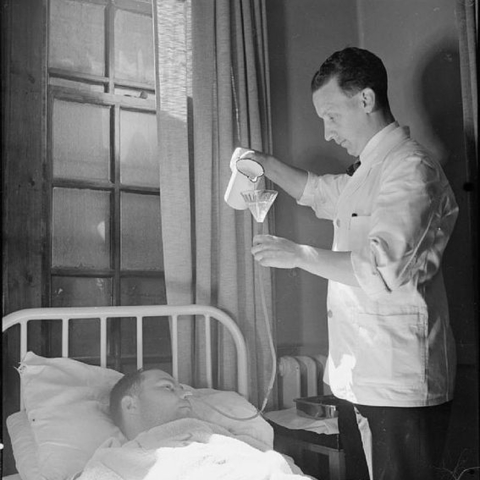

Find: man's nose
<box><xmin>324</xmin><ymin>126</ymin><xmax>334</xmax><ymax>142</ymax></box>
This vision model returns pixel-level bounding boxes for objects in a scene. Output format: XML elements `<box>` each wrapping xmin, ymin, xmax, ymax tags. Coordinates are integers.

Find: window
<box><xmin>47</xmin><ymin>0</ymin><xmax>170</xmax><ymax>369</ymax></box>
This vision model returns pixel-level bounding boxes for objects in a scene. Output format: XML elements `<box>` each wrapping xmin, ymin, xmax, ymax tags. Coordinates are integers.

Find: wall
<box><xmin>266</xmin><ymin>0</ymin><xmax>358</xmax><ymax>356</ymax></box>
<box><xmin>2</xmin><ymin>0</ymin><xmax>47</xmax><ymax>316</ymax></box>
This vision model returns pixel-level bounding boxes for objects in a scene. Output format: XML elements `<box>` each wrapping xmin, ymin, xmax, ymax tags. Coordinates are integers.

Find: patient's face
<box><xmin>135</xmin><ymin>369</ymin><xmax>192</xmax><ymax>430</ymax></box>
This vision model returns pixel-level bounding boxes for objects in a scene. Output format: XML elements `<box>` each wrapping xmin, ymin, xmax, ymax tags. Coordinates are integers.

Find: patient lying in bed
<box><xmin>74</xmin><ymin>368</ymin><xmax>310</xmax><ymax>480</ymax></box>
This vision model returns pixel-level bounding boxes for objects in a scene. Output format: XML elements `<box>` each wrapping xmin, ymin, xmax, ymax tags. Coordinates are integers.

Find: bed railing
<box><xmin>2</xmin><ymin>304</ymin><xmax>249</xmax><ymax>399</ymax></box>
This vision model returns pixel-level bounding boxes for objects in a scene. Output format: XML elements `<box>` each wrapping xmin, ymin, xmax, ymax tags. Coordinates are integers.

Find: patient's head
<box><xmin>110</xmin><ymin>368</ymin><xmax>193</xmax><ymax>440</ymax></box>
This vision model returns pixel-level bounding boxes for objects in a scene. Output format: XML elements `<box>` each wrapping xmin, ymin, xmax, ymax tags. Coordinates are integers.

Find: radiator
<box><xmin>277</xmin><ymin>354</ymin><xmax>332</xmax><ymax>409</ymax></box>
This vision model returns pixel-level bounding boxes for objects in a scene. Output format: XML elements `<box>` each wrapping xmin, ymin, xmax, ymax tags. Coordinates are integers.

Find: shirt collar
<box><xmin>359</xmin><ymin>121</ymin><xmax>399</xmax><ymax>164</ymax></box>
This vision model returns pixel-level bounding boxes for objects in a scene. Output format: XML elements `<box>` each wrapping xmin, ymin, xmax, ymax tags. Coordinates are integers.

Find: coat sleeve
<box><xmin>351</xmin><ymin>153</ymin><xmax>458</xmax><ymax>301</ymax></box>
<box><xmin>297</xmin><ymin>171</ymin><xmax>350</xmax><ymax>220</ymax></box>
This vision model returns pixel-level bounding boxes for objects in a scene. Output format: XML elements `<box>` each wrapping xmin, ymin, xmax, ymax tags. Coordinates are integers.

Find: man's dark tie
<box><xmin>346</xmin><ymin>160</ymin><xmax>361</xmax><ymax>176</ymax></box>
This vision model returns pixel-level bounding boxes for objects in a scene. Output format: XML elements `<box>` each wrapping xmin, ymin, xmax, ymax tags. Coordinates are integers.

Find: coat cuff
<box><xmin>351</xmin><ymin>247</ymin><xmax>392</xmax><ymax>301</ymax></box>
<box><xmin>296</xmin><ymin>171</ymin><xmax>318</xmax><ymax>206</ymax></box>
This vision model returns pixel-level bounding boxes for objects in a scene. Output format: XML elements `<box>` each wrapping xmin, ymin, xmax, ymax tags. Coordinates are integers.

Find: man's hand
<box><xmin>239</xmin><ymin>149</ymin><xmax>272</xmax><ymax>168</ymax></box>
<box><xmin>238</xmin><ymin>150</ymin><xmax>308</xmax><ymax>201</ymax></box>
<box><xmin>251</xmin><ymin>234</ymin><xmax>301</xmax><ymax>269</ymax></box>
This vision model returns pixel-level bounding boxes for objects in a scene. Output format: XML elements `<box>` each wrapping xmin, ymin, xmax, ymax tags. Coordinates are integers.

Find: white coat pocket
<box><xmin>348</xmin><ymin>215</ymin><xmax>371</xmax><ymax>252</ymax></box>
<box><xmin>353</xmin><ymin>312</ymin><xmax>427</xmax><ymax>388</ymax></box>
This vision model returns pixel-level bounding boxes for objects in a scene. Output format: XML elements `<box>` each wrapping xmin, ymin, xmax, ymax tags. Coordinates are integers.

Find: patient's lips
<box><xmin>178</xmin><ymin>398</ymin><xmax>193</xmax><ymax>417</ymax></box>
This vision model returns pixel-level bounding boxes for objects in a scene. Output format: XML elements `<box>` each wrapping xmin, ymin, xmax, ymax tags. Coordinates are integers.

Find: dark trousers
<box><xmin>337</xmin><ymin>399</ymin><xmax>452</xmax><ymax>480</ymax></box>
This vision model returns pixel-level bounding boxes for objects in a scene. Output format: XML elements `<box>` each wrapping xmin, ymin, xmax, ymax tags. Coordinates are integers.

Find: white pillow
<box><xmin>6</xmin><ymin>411</ymin><xmax>40</xmax><ymax>480</ymax></box>
<box><xmin>17</xmin><ymin>352</ymin><xmax>124</xmax><ymax>480</ymax></box>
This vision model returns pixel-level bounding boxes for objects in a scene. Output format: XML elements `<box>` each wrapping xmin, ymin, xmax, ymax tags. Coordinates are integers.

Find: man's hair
<box><xmin>311</xmin><ymin>47</ymin><xmax>390</xmax><ymax>110</ymax></box>
<box><xmin>109</xmin><ymin>369</ymin><xmax>145</xmax><ymax>431</ymax></box>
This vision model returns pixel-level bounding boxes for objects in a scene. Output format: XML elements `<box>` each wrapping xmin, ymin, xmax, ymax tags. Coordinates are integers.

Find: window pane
<box><xmin>49</xmin><ymin>0</ymin><xmax>105</xmax><ymax>76</ymax></box>
<box><xmin>53</xmin><ymin>100</ymin><xmax>110</xmax><ymax>181</ymax></box>
<box><xmin>27</xmin><ymin>321</ymin><xmax>63</xmax><ymax>358</ymax></box>
<box><xmin>52</xmin><ymin>188</ymin><xmax>111</xmax><ymax>269</ymax></box>
<box><xmin>120</xmin><ymin>276</ymin><xmax>166</xmax><ymax>305</ymax></box>
<box><xmin>107</xmin><ymin>317</ymin><xmax>136</xmax><ymax>368</ymax></box>
<box><xmin>120</xmin><ymin>193</ymin><xmax>162</xmax><ymax>270</ymax></box>
<box><xmin>120</xmin><ymin>109</ymin><xmax>159</xmax><ymax>187</ymax></box>
<box><xmin>114</xmin><ymin>10</ymin><xmax>154</xmax><ymax>84</ymax></box>
<box><xmin>69</xmin><ymin>318</ymin><xmax>101</xmax><ymax>362</ymax></box>
<box><xmin>143</xmin><ymin>316</ymin><xmax>172</xmax><ymax>373</ymax></box>
<box><xmin>121</xmin><ymin>277</ymin><xmax>171</xmax><ymax>371</ymax></box>
<box><xmin>52</xmin><ymin>276</ymin><xmax>112</xmax><ymax>306</ymax></box>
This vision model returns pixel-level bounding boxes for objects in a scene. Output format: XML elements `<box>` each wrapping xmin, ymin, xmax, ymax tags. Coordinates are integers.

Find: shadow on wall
<box><xmin>414</xmin><ymin>37</ymin><xmax>479</xmax><ymax>477</ymax></box>
<box><xmin>413</xmin><ymin>35</ymin><xmax>474</xmax><ymax>343</ymax></box>
<box><xmin>414</xmin><ymin>37</ymin><xmax>464</xmax><ymax>168</ymax></box>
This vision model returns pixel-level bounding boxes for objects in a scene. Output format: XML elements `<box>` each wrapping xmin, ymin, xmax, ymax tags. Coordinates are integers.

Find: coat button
<box><xmin>335</xmin><ymin>219</ymin><xmax>341</xmax><ymax>227</ymax></box>
<box><xmin>327</xmin><ymin>310</ymin><xmax>333</xmax><ymax>318</ymax></box>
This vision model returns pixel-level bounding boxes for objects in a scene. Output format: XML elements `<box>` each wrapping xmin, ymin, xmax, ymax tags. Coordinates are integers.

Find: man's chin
<box><xmin>344</xmin><ymin>145</ymin><xmax>355</xmax><ymax>156</ymax></box>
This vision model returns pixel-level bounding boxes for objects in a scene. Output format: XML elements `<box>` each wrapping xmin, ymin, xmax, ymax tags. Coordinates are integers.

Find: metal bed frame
<box><xmin>2</xmin><ymin>304</ymin><xmax>250</xmax><ymax>402</ymax></box>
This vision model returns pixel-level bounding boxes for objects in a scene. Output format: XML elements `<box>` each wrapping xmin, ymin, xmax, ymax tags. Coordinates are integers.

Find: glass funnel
<box><xmin>241</xmin><ymin>190</ymin><xmax>278</xmax><ymax>223</ymax></box>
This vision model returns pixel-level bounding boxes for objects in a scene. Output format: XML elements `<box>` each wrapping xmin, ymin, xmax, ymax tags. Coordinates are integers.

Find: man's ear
<box><xmin>360</xmin><ymin>88</ymin><xmax>376</xmax><ymax>113</ymax></box>
<box><xmin>121</xmin><ymin>395</ymin><xmax>138</xmax><ymax>414</ymax></box>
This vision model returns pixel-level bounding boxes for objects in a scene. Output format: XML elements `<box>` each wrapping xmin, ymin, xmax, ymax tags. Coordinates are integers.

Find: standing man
<box><xmin>244</xmin><ymin>47</ymin><xmax>458</xmax><ymax>480</ymax></box>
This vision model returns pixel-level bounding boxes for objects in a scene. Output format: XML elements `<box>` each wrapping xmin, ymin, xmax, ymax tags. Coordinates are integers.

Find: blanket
<box><xmin>188</xmin><ymin>390</ymin><xmax>274</xmax><ymax>452</ymax></box>
<box><xmin>75</xmin><ymin>418</ymin><xmax>310</xmax><ymax>480</ymax></box>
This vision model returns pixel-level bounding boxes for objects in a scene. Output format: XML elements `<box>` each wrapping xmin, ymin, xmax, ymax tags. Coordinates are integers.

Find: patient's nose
<box><xmin>177</xmin><ymin>385</ymin><xmax>192</xmax><ymax>399</ymax></box>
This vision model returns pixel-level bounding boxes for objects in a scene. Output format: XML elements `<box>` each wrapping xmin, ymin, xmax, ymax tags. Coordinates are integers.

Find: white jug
<box><xmin>224</xmin><ymin>147</ymin><xmax>264</xmax><ymax>210</ymax></box>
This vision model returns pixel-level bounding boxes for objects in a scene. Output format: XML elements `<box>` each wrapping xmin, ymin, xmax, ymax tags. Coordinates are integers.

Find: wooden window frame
<box><xmin>46</xmin><ymin>0</ymin><xmax>164</xmax><ymax>309</ymax></box>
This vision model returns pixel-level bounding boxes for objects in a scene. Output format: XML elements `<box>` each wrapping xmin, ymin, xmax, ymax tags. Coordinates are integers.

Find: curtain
<box><xmin>153</xmin><ymin>0</ymin><xmax>195</xmax><ymax>384</ymax></box>
<box><xmin>456</xmin><ymin>0</ymin><xmax>478</xmax><ymax>165</ymax></box>
<box><xmin>154</xmin><ymin>0</ymin><xmax>276</xmax><ymax>408</ymax></box>
<box><xmin>455</xmin><ymin>0</ymin><xmax>478</xmax><ymax>314</ymax></box>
